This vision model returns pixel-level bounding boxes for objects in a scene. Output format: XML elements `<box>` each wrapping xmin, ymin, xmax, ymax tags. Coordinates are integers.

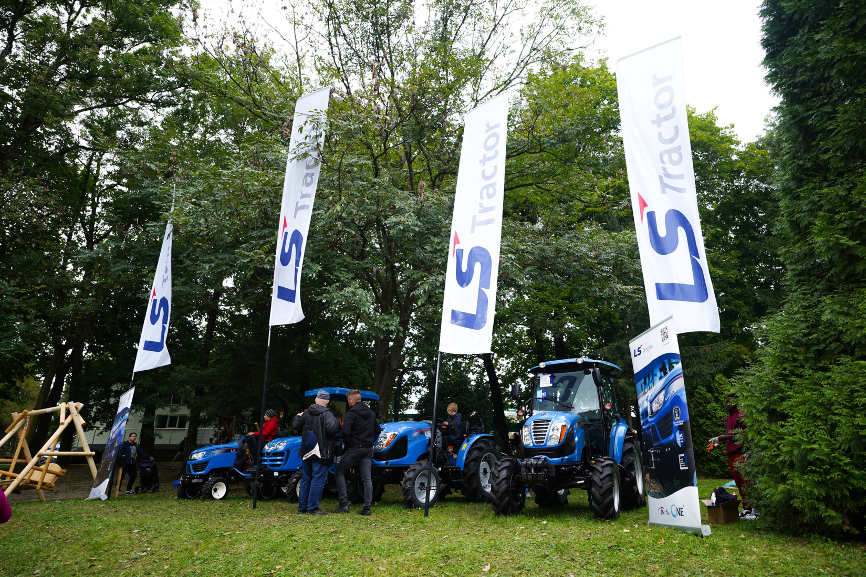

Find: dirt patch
<box><xmin>5</xmin><ymin>461</ymin><xmax>187</xmax><ymax>504</ymax></box>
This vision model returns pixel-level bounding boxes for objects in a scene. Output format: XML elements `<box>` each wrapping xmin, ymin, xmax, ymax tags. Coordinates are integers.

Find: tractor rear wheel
<box><xmin>534</xmin><ymin>487</ymin><xmax>569</xmax><ymax>508</ymax></box>
<box><xmin>621</xmin><ymin>436</ymin><xmax>646</xmax><ymax>510</ymax></box>
<box><xmin>461</xmin><ymin>440</ymin><xmax>501</xmax><ymax>503</ymax></box>
<box><xmin>588</xmin><ymin>457</ymin><xmax>621</xmax><ymax>520</ymax></box>
<box><xmin>400</xmin><ymin>462</ymin><xmax>442</xmax><ymax>509</ymax></box>
<box><xmin>283</xmin><ymin>472</ymin><xmax>301</xmax><ymax>503</ymax></box>
<box><xmin>490</xmin><ymin>457</ymin><xmax>526</xmax><ymax>516</ymax></box>
<box><xmin>202</xmin><ymin>476</ymin><xmax>230</xmax><ymax>500</ymax></box>
<box><xmin>244</xmin><ymin>480</ymin><xmax>280</xmax><ymax>500</ymax></box>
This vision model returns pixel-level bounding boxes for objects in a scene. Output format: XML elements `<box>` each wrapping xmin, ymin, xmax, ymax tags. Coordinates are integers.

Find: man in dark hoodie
<box><xmin>292</xmin><ymin>390</ymin><xmax>340</xmax><ymax>515</ymax></box>
<box><xmin>117</xmin><ymin>432</ymin><xmax>153</xmax><ymax>494</ymax></box>
<box><xmin>333</xmin><ymin>389</ymin><xmax>382</xmax><ymax>515</ymax></box>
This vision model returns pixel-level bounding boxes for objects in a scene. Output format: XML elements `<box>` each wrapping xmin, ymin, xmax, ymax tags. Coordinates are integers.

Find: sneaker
<box><xmin>357</xmin><ymin>507</ymin><xmax>371</xmax><ymax>516</ymax></box>
<box><xmin>307</xmin><ymin>508</ymin><xmax>327</xmax><ymax>515</ymax></box>
<box><xmin>125</xmin><ymin>490</ymin><xmax>134</xmax><ymax>495</ymax></box>
<box><xmin>331</xmin><ymin>505</ymin><xmax>350</xmax><ymax>514</ymax></box>
<box><xmin>297</xmin><ymin>509</ymin><xmax>308</xmax><ymax>514</ymax></box>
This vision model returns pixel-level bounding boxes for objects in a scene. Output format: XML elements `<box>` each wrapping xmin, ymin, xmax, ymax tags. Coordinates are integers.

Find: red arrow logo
<box><xmin>281</xmin><ymin>216</ymin><xmax>288</xmax><ymax>234</ymax></box>
<box><xmin>452</xmin><ymin>231</ymin><xmax>460</xmax><ymax>257</ymax></box>
<box><xmin>151</xmin><ymin>289</ymin><xmax>157</xmax><ymax>301</ymax></box>
<box><xmin>638</xmin><ymin>193</ymin><xmax>648</xmax><ymax>223</ymax></box>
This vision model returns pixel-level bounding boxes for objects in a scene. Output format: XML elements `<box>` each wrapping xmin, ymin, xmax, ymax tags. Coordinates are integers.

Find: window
<box><xmin>168</xmin><ymin>394</ymin><xmax>182</xmax><ymax>405</ymax></box>
<box><xmin>156</xmin><ymin>415</ymin><xmax>187</xmax><ymax>429</ymax></box>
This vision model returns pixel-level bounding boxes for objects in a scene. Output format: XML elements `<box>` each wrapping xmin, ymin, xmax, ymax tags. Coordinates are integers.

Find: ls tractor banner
<box><xmin>616</xmin><ymin>37</ymin><xmax>719</xmax><ymax>334</ymax></box>
<box><xmin>269</xmin><ymin>86</ymin><xmax>331</xmax><ymax>327</ymax></box>
<box><xmin>630</xmin><ymin>316</ymin><xmax>701</xmax><ymax>533</ymax></box>
<box><xmin>439</xmin><ymin>91</ymin><xmax>510</xmax><ymax>354</ymax></box>
<box><xmin>133</xmin><ymin>221</ymin><xmax>173</xmax><ymax>372</ymax></box>
<box><xmin>87</xmin><ymin>387</ymin><xmax>135</xmax><ymax>501</ymax></box>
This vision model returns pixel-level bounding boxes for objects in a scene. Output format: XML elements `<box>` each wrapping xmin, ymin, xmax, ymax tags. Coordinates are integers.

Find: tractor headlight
<box><xmin>267</xmin><ymin>440</ymin><xmax>289</xmax><ymax>451</ymax></box>
<box><xmin>547</xmin><ymin>423</ymin><xmax>567</xmax><ymax>445</ymax></box>
<box><xmin>375</xmin><ymin>432</ymin><xmax>397</xmax><ymax>451</ymax></box>
<box><xmin>189</xmin><ymin>451</ymin><xmax>207</xmax><ymax>461</ymax></box>
<box><xmin>522</xmin><ymin>425</ymin><xmax>532</xmax><ymax>446</ymax></box>
<box><xmin>650</xmin><ymin>392</ymin><xmax>664</xmax><ymax>416</ymax></box>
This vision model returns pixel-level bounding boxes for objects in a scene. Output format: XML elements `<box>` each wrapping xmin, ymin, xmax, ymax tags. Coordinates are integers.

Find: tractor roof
<box><xmin>529</xmin><ymin>357</ymin><xmax>622</xmax><ymax>375</ymax></box>
<box><xmin>304</xmin><ymin>387</ymin><xmax>380</xmax><ymax>400</ymax></box>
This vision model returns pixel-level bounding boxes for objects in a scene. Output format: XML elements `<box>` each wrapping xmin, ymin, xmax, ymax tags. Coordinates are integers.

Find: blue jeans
<box><xmin>298</xmin><ymin>456</ymin><xmax>329</xmax><ymax>512</ymax></box>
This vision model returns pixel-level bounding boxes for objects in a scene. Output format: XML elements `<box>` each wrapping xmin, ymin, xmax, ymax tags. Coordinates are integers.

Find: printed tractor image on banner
<box><xmin>630</xmin><ymin>316</ymin><xmax>700</xmax><ymax>532</ymax></box>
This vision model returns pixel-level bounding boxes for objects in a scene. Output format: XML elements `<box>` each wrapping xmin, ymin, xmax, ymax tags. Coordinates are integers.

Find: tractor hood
<box><xmin>265</xmin><ymin>436</ymin><xmax>302</xmax><ymax>452</ymax></box>
<box><xmin>379</xmin><ymin>420</ymin><xmax>431</xmax><ymax>438</ymax></box>
<box><xmin>188</xmin><ymin>441</ymin><xmax>238</xmax><ymax>461</ymax></box>
<box><xmin>523</xmin><ymin>411</ymin><xmax>582</xmax><ymax>447</ymax></box>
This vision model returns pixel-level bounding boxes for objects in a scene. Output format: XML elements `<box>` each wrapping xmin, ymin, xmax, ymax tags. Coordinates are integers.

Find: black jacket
<box><xmin>447</xmin><ymin>412</ymin><xmax>463</xmax><ymax>446</ymax></box>
<box><xmin>118</xmin><ymin>441</ymin><xmax>151</xmax><ymax>465</ymax></box>
<box><xmin>341</xmin><ymin>401</ymin><xmax>382</xmax><ymax>449</ymax></box>
<box><xmin>292</xmin><ymin>403</ymin><xmax>341</xmax><ymax>462</ymax></box>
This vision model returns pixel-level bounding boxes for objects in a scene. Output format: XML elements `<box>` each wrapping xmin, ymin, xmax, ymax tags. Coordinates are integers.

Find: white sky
<box><xmin>585</xmin><ymin>0</ymin><xmax>779</xmax><ymax>142</ymax></box>
<box><xmin>201</xmin><ymin>0</ymin><xmax>778</xmax><ymax>144</ymax></box>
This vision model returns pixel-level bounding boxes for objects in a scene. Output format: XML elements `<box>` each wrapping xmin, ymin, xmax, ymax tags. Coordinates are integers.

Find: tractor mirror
<box><xmin>591</xmin><ymin>367</ymin><xmax>604</xmax><ymax>388</ymax></box>
<box><xmin>510</xmin><ymin>382</ymin><xmax>520</xmax><ymax>400</ymax></box>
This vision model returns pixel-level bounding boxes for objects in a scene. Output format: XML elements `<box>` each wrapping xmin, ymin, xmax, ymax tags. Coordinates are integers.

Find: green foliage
<box><xmin>730</xmin><ymin>0</ymin><xmax>866</xmax><ymax>534</ymax></box>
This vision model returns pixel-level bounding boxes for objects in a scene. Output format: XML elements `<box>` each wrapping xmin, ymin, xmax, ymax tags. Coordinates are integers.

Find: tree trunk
<box><xmin>139</xmin><ymin>403</ymin><xmax>157</xmax><ymax>456</ymax></box>
<box><xmin>534</xmin><ymin>335</ymin><xmax>546</xmax><ymax>364</ymax></box>
<box><xmin>183</xmin><ymin>290</ymin><xmax>221</xmax><ymax>466</ymax></box>
<box><xmin>31</xmin><ymin>355</ymin><xmax>72</xmax><ymax>450</ymax></box>
<box><xmin>481</xmin><ymin>353</ymin><xmax>512</xmax><ymax>455</ymax></box>
<box><xmin>553</xmin><ymin>335</ymin><xmax>569</xmax><ymax>360</ymax></box>
<box><xmin>59</xmin><ymin>341</ymin><xmax>85</xmax><ymax>465</ymax></box>
<box><xmin>372</xmin><ymin>332</ymin><xmax>407</xmax><ymax>420</ymax></box>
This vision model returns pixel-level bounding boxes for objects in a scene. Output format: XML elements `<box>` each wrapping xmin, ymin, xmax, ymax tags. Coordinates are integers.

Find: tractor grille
<box><xmin>263</xmin><ymin>451</ymin><xmax>287</xmax><ymax>468</ymax></box>
<box><xmin>190</xmin><ymin>462</ymin><xmax>207</xmax><ymax>474</ymax></box>
<box><xmin>656</xmin><ymin>411</ymin><xmax>674</xmax><ymax>441</ymax></box>
<box><xmin>532</xmin><ymin>420</ymin><xmax>551</xmax><ymax>445</ymax></box>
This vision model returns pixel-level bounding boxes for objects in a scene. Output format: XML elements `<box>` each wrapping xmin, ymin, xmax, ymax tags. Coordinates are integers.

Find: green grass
<box><xmin>1</xmin><ymin>477</ymin><xmax>862</xmax><ymax>576</ymax></box>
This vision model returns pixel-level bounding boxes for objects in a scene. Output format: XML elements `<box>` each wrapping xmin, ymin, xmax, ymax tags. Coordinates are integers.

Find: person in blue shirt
<box><xmin>117</xmin><ymin>432</ymin><xmax>152</xmax><ymax>494</ymax></box>
<box><xmin>443</xmin><ymin>403</ymin><xmax>463</xmax><ymax>450</ymax></box>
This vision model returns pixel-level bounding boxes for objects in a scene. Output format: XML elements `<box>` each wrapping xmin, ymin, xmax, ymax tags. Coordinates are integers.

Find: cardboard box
<box><xmin>701</xmin><ymin>498</ymin><xmax>741</xmax><ymax>524</ymax></box>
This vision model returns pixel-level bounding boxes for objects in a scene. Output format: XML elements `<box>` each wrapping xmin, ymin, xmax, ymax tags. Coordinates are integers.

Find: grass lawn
<box><xmin>0</xmin><ymin>474</ymin><xmax>862</xmax><ymax>576</ymax></box>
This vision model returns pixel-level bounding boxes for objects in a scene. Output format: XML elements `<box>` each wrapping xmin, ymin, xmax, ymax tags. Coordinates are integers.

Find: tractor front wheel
<box><xmin>534</xmin><ymin>487</ymin><xmax>569</xmax><ymax>508</ymax></box>
<box><xmin>283</xmin><ymin>472</ymin><xmax>301</xmax><ymax>503</ymax></box>
<box><xmin>177</xmin><ymin>483</ymin><xmax>200</xmax><ymax>500</ymax></box>
<box><xmin>244</xmin><ymin>480</ymin><xmax>280</xmax><ymax>500</ymax></box>
<box><xmin>461</xmin><ymin>440</ymin><xmax>501</xmax><ymax>503</ymax></box>
<box><xmin>490</xmin><ymin>457</ymin><xmax>526</xmax><ymax>516</ymax></box>
<box><xmin>202</xmin><ymin>476</ymin><xmax>229</xmax><ymax>500</ymax></box>
<box><xmin>621</xmin><ymin>436</ymin><xmax>646</xmax><ymax>510</ymax></box>
<box><xmin>588</xmin><ymin>457</ymin><xmax>621</xmax><ymax>520</ymax></box>
<box><xmin>400</xmin><ymin>462</ymin><xmax>442</xmax><ymax>509</ymax></box>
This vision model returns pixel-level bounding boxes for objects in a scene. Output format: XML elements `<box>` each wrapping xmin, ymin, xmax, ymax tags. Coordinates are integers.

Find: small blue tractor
<box><xmin>638</xmin><ymin>356</ymin><xmax>693</xmax><ymax>495</ymax></box>
<box><xmin>490</xmin><ymin>358</ymin><xmax>646</xmax><ymax>520</ymax></box>
<box><xmin>176</xmin><ymin>440</ymin><xmax>244</xmax><ymax>500</ymax></box>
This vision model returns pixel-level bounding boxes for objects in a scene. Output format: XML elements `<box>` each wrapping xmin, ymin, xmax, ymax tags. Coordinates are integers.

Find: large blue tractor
<box><xmin>490</xmin><ymin>358</ymin><xmax>646</xmax><ymax>520</ymax></box>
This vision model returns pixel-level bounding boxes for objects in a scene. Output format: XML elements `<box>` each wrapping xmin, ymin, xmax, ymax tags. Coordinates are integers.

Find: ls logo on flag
<box><xmin>277</xmin><ymin>216</ymin><xmax>303</xmax><ymax>303</ymax></box>
<box><xmin>638</xmin><ymin>193</ymin><xmax>708</xmax><ymax>303</ymax></box>
<box><xmin>143</xmin><ymin>289</ymin><xmax>170</xmax><ymax>352</ymax></box>
<box><xmin>449</xmin><ymin>232</ymin><xmax>492</xmax><ymax>331</ymax></box>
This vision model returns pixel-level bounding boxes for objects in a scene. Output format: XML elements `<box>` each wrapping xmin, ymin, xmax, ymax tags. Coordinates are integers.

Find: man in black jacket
<box><xmin>292</xmin><ymin>390</ymin><xmax>341</xmax><ymax>515</ymax></box>
<box><xmin>333</xmin><ymin>389</ymin><xmax>381</xmax><ymax>515</ymax></box>
<box><xmin>117</xmin><ymin>433</ymin><xmax>153</xmax><ymax>494</ymax></box>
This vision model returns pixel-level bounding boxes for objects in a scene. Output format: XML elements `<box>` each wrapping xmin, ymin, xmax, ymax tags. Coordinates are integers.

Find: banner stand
<box><xmin>252</xmin><ymin>327</ymin><xmax>273</xmax><ymax>509</ymax></box>
<box><xmin>423</xmin><ymin>351</ymin><xmax>443</xmax><ymax>517</ymax></box>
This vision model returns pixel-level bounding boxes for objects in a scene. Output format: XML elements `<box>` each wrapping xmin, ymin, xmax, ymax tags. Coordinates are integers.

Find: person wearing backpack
<box><xmin>292</xmin><ymin>390</ymin><xmax>340</xmax><ymax>515</ymax></box>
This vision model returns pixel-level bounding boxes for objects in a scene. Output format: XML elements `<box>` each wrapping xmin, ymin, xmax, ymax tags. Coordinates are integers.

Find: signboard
<box><xmin>630</xmin><ymin>316</ymin><xmax>701</xmax><ymax>533</ymax></box>
<box><xmin>87</xmin><ymin>387</ymin><xmax>135</xmax><ymax>500</ymax></box>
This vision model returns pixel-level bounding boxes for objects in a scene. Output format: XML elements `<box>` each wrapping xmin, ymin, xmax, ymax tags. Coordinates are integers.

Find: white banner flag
<box><xmin>87</xmin><ymin>387</ymin><xmax>135</xmax><ymax>500</ymax></box>
<box><xmin>269</xmin><ymin>87</ymin><xmax>331</xmax><ymax>326</ymax></box>
<box><xmin>133</xmin><ymin>221</ymin><xmax>173</xmax><ymax>372</ymax></box>
<box><xmin>617</xmin><ymin>37</ymin><xmax>719</xmax><ymax>334</ymax></box>
<box><xmin>439</xmin><ymin>93</ymin><xmax>510</xmax><ymax>354</ymax></box>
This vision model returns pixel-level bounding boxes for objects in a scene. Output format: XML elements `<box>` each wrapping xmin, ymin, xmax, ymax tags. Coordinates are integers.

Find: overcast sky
<box><xmin>585</xmin><ymin>0</ymin><xmax>778</xmax><ymax>142</ymax></box>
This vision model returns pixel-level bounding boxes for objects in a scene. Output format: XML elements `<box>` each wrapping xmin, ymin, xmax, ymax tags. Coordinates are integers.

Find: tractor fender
<box><xmin>608</xmin><ymin>419</ymin><xmax>631</xmax><ymax>464</ymax></box>
<box><xmin>455</xmin><ymin>434</ymin><xmax>496</xmax><ymax>470</ymax></box>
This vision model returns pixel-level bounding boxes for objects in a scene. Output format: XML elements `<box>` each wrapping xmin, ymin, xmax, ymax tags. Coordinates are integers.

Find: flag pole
<box><xmin>423</xmin><ymin>351</ymin><xmax>443</xmax><ymax>517</ymax></box>
<box><xmin>252</xmin><ymin>327</ymin><xmax>273</xmax><ymax>510</ymax></box>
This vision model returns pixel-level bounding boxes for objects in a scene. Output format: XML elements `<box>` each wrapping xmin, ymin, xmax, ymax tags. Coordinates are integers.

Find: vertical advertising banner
<box><xmin>87</xmin><ymin>387</ymin><xmax>135</xmax><ymax>500</ymax></box>
<box><xmin>133</xmin><ymin>221</ymin><xmax>173</xmax><ymax>372</ymax></box>
<box><xmin>630</xmin><ymin>316</ymin><xmax>701</xmax><ymax>532</ymax></box>
<box><xmin>270</xmin><ymin>87</ymin><xmax>331</xmax><ymax>327</ymax></box>
<box><xmin>439</xmin><ymin>92</ymin><xmax>510</xmax><ymax>354</ymax></box>
<box><xmin>616</xmin><ymin>37</ymin><xmax>720</xmax><ymax>334</ymax></box>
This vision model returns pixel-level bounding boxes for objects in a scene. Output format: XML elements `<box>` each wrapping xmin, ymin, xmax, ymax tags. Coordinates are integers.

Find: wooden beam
<box><xmin>3</xmin><ymin>410</ymin><xmax>28</xmax><ymax>434</ymax></box>
<box><xmin>67</xmin><ymin>402</ymin><xmax>98</xmax><ymax>480</ymax></box>
<box><xmin>4</xmin><ymin>412</ymin><xmax>73</xmax><ymax>495</ymax></box>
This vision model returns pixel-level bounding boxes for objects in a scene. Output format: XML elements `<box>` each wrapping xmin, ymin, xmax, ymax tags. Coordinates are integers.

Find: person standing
<box><xmin>172</xmin><ymin>436</ymin><xmax>187</xmax><ymax>461</ymax></box>
<box><xmin>117</xmin><ymin>432</ymin><xmax>152</xmax><ymax>495</ymax></box>
<box><xmin>710</xmin><ymin>393</ymin><xmax>755</xmax><ymax>518</ymax></box>
<box><xmin>443</xmin><ymin>403</ymin><xmax>463</xmax><ymax>449</ymax></box>
<box><xmin>292</xmin><ymin>391</ymin><xmax>340</xmax><ymax>515</ymax></box>
<box><xmin>333</xmin><ymin>389</ymin><xmax>381</xmax><ymax>516</ymax></box>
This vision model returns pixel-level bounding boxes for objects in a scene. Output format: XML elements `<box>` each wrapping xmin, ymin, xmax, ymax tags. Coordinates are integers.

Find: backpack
<box><xmin>301</xmin><ymin>413</ymin><xmax>320</xmax><ymax>458</ymax></box>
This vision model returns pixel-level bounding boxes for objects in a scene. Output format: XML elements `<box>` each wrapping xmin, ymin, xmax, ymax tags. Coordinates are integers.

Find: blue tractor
<box><xmin>638</xmin><ymin>356</ymin><xmax>692</xmax><ymax>496</ymax></box>
<box><xmin>490</xmin><ymin>358</ymin><xmax>646</xmax><ymax>520</ymax></box>
<box><xmin>176</xmin><ymin>440</ymin><xmax>244</xmax><ymax>500</ymax></box>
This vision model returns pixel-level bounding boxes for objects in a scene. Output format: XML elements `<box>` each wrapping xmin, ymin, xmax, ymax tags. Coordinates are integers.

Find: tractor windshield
<box><xmin>531</xmin><ymin>371</ymin><xmax>600</xmax><ymax>421</ymax></box>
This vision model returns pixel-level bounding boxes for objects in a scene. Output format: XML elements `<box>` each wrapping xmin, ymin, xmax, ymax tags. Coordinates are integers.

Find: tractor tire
<box><xmin>621</xmin><ymin>436</ymin><xmax>646</xmax><ymax>510</ymax></box>
<box><xmin>178</xmin><ymin>482</ymin><xmax>202</xmax><ymax>499</ymax></box>
<box><xmin>244</xmin><ymin>480</ymin><xmax>280</xmax><ymax>500</ymax></box>
<box><xmin>371</xmin><ymin>481</ymin><xmax>385</xmax><ymax>503</ymax></box>
<box><xmin>283</xmin><ymin>473</ymin><xmax>301</xmax><ymax>503</ymax></box>
<box><xmin>588</xmin><ymin>457</ymin><xmax>621</xmax><ymax>520</ymax></box>
<box><xmin>534</xmin><ymin>487</ymin><xmax>569</xmax><ymax>508</ymax></box>
<box><xmin>347</xmin><ymin>480</ymin><xmax>363</xmax><ymax>505</ymax></box>
<box><xmin>490</xmin><ymin>457</ymin><xmax>526</xmax><ymax>516</ymax></box>
<box><xmin>202</xmin><ymin>476</ymin><xmax>230</xmax><ymax>500</ymax></box>
<box><xmin>400</xmin><ymin>462</ymin><xmax>442</xmax><ymax>509</ymax></box>
<box><xmin>461</xmin><ymin>440</ymin><xmax>501</xmax><ymax>503</ymax></box>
